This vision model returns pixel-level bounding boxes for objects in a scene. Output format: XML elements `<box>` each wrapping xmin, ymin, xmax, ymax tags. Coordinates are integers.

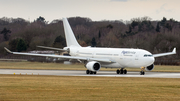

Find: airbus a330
<box><xmin>5</xmin><ymin>18</ymin><xmax>176</xmax><ymax>75</ymax></box>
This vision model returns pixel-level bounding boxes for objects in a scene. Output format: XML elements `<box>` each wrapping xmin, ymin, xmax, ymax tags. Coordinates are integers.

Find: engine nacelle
<box><xmin>145</xmin><ymin>64</ymin><xmax>154</xmax><ymax>71</ymax></box>
<box><xmin>86</xmin><ymin>61</ymin><xmax>101</xmax><ymax>71</ymax></box>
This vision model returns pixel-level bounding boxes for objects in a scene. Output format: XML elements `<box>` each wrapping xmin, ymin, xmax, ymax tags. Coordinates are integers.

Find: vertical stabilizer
<box><xmin>63</xmin><ymin>18</ymin><xmax>81</xmax><ymax>47</ymax></box>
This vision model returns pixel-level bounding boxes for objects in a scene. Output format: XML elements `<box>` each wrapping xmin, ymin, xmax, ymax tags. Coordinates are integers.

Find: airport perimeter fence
<box><xmin>0</xmin><ymin>54</ymin><xmax>180</xmax><ymax>65</ymax></box>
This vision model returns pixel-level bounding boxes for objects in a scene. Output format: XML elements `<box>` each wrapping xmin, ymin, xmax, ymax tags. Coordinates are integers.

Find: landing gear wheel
<box><xmin>123</xmin><ymin>69</ymin><xmax>127</xmax><ymax>74</ymax></box>
<box><xmin>86</xmin><ymin>70</ymin><xmax>97</xmax><ymax>75</ymax></box>
<box><xmin>120</xmin><ymin>68</ymin><xmax>123</xmax><ymax>74</ymax></box>
<box><xmin>86</xmin><ymin>70</ymin><xmax>90</xmax><ymax>74</ymax></box>
<box><xmin>90</xmin><ymin>71</ymin><xmax>93</xmax><ymax>74</ymax></box>
<box><xmin>117</xmin><ymin>68</ymin><xmax>127</xmax><ymax>74</ymax></box>
<box><xmin>140</xmin><ymin>71</ymin><xmax>145</xmax><ymax>75</ymax></box>
<box><xmin>116</xmin><ymin>69</ymin><xmax>120</xmax><ymax>74</ymax></box>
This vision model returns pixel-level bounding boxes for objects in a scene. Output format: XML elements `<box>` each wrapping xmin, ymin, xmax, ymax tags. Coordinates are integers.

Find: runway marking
<box><xmin>0</xmin><ymin>69</ymin><xmax>180</xmax><ymax>78</ymax></box>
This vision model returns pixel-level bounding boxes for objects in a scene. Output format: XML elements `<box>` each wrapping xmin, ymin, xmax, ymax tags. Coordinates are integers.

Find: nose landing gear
<box><xmin>140</xmin><ymin>67</ymin><xmax>145</xmax><ymax>75</ymax></box>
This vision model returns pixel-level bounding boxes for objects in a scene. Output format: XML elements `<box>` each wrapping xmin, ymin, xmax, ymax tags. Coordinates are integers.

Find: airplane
<box><xmin>4</xmin><ymin>18</ymin><xmax>176</xmax><ymax>75</ymax></box>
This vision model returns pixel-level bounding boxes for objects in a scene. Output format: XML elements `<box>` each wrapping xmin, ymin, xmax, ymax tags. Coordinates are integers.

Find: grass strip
<box><xmin>0</xmin><ymin>75</ymin><xmax>180</xmax><ymax>101</ymax></box>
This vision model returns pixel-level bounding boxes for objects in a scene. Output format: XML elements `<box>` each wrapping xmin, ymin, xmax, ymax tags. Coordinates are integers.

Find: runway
<box><xmin>0</xmin><ymin>69</ymin><xmax>180</xmax><ymax>78</ymax></box>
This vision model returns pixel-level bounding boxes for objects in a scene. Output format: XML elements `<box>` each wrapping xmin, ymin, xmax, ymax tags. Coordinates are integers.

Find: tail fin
<box><xmin>62</xmin><ymin>18</ymin><xmax>81</xmax><ymax>47</ymax></box>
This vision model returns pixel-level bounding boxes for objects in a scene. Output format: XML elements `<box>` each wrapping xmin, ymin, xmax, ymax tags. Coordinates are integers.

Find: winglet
<box><xmin>4</xmin><ymin>47</ymin><xmax>13</xmax><ymax>53</ymax></box>
<box><xmin>172</xmin><ymin>48</ymin><xmax>176</xmax><ymax>53</ymax></box>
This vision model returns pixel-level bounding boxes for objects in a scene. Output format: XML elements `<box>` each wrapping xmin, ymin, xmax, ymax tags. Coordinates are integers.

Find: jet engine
<box><xmin>86</xmin><ymin>61</ymin><xmax>101</xmax><ymax>71</ymax></box>
<box><xmin>145</xmin><ymin>64</ymin><xmax>154</xmax><ymax>71</ymax></box>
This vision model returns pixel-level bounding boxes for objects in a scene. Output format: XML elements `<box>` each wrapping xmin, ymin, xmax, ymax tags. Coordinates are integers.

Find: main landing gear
<box><xmin>86</xmin><ymin>70</ymin><xmax>96</xmax><ymax>74</ymax></box>
<box><xmin>116</xmin><ymin>68</ymin><xmax>127</xmax><ymax>74</ymax></box>
<box><xmin>140</xmin><ymin>67</ymin><xmax>145</xmax><ymax>75</ymax></box>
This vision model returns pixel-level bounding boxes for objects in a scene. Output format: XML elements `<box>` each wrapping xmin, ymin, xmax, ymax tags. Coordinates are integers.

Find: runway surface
<box><xmin>0</xmin><ymin>69</ymin><xmax>180</xmax><ymax>78</ymax></box>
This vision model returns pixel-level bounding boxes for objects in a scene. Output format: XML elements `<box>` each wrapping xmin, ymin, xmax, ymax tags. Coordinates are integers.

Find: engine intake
<box><xmin>86</xmin><ymin>61</ymin><xmax>101</xmax><ymax>71</ymax></box>
<box><xmin>145</xmin><ymin>64</ymin><xmax>154</xmax><ymax>71</ymax></box>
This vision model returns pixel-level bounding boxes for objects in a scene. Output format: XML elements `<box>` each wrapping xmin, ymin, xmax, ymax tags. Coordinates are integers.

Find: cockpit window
<box><xmin>144</xmin><ymin>54</ymin><xmax>153</xmax><ymax>57</ymax></box>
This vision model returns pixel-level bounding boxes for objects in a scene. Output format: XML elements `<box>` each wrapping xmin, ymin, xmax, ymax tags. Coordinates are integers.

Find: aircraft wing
<box><xmin>37</xmin><ymin>46</ymin><xmax>68</xmax><ymax>52</ymax></box>
<box><xmin>153</xmin><ymin>48</ymin><xmax>176</xmax><ymax>58</ymax></box>
<box><xmin>4</xmin><ymin>47</ymin><xmax>115</xmax><ymax>63</ymax></box>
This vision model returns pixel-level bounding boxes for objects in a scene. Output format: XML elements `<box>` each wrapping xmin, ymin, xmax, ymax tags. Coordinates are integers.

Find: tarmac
<box><xmin>1</xmin><ymin>69</ymin><xmax>180</xmax><ymax>78</ymax></box>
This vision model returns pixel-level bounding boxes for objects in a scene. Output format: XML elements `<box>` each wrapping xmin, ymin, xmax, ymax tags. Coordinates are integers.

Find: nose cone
<box><xmin>150</xmin><ymin>57</ymin><xmax>155</xmax><ymax>64</ymax></box>
<box><xmin>143</xmin><ymin>57</ymin><xmax>155</xmax><ymax>66</ymax></box>
<box><xmin>147</xmin><ymin>57</ymin><xmax>155</xmax><ymax>66</ymax></box>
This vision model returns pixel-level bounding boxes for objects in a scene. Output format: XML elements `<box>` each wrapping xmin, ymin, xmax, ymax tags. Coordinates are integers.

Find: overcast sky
<box><xmin>0</xmin><ymin>0</ymin><xmax>179</xmax><ymax>22</ymax></box>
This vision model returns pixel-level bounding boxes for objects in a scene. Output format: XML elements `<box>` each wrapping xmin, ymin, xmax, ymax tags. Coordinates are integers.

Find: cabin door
<box><xmin>135</xmin><ymin>52</ymin><xmax>139</xmax><ymax>60</ymax></box>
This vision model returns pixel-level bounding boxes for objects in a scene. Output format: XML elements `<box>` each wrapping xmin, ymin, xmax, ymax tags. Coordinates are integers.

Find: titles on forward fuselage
<box><xmin>122</xmin><ymin>51</ymin><xmax>136</xmax><ymax>55</ymax></box>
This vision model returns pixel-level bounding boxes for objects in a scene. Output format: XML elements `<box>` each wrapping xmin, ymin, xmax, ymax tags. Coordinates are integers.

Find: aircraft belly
<box><xmin>101</xmin><ymin>62</ymin><xmax>123</xmax><ymax>68</ymax></box>
<box><xmin>118</xmin><ymin>57</ymin><xmax>141</xmax><ymax>68</ymax></box>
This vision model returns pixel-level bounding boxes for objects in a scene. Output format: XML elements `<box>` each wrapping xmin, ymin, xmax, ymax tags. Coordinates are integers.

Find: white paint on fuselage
<box><xmin>69</xmin><ymin>46</ymin><xmax>155</xmax><ymax>68</ymax></box>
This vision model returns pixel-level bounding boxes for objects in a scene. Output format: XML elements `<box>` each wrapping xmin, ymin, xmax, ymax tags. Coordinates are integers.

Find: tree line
<box><xmin>0</xmin><ymin>16</ymin><xmax>179</xmax><ymax>59</ymax></box>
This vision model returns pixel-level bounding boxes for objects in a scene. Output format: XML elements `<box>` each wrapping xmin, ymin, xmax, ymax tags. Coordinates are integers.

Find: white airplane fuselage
<box><xmin>69</xmin><ymin>46</ymin><xmax>155</xmax><ymax>69</ymax></box>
